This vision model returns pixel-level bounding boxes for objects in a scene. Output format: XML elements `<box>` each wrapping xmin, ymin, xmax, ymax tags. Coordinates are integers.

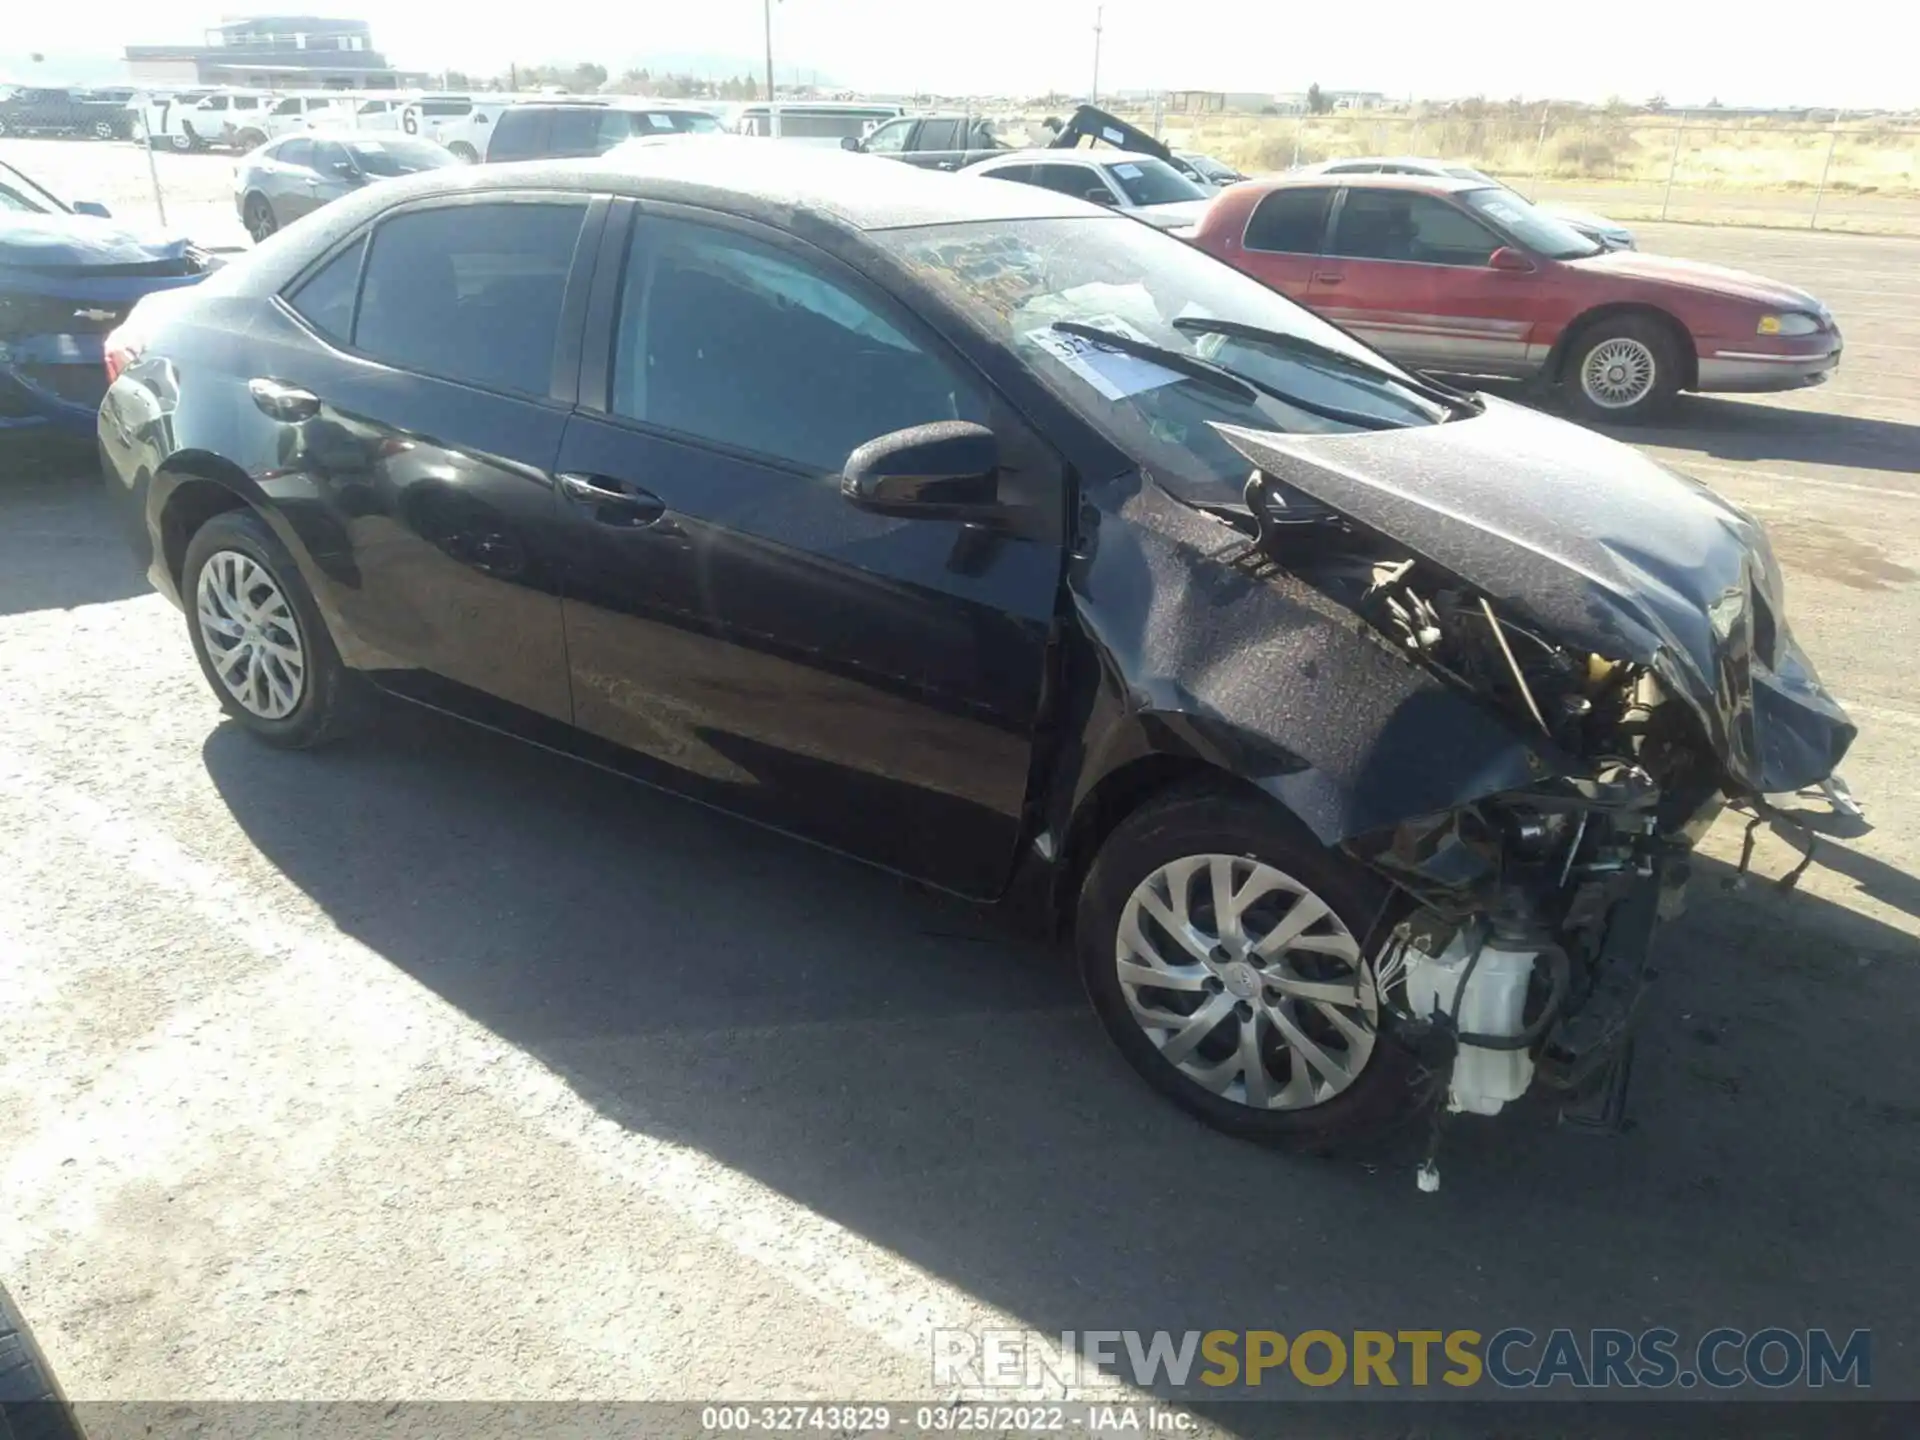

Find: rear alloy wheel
<box><xmin>1564</xmin><ymin>315</ymin><xmax>1681</xmax><ymax>424</ymax></box>
<box><xmin>182</xmin><ymin>508</ymin><xmax>363</xmax><ymax>748</ymax></box>
<box><xmin>173</xmin><ymin>126</ymin><xmax>200</xmax><ymax>153</ymax></box>
<box><xmin>1078</xmin><ymin>786</ymin><xmax>1419</xmax><ymax>1152</ymax></box>
<box><xmin>244</xmin><ymin>193</ymin><xmax>278</xmax><ymax>242</ymax></box>
<box><xmin>92</xmin><ymin>118</ymin><xmax>116</xmax><ymax>139</ymax></box>
<box><xmin>235</xmin><ymin>127</ymin><xmax>267</xmax><ymax>151</ymax></box>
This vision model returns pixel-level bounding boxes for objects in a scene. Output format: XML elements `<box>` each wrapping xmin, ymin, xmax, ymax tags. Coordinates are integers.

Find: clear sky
<box><xmin>9</xmin><ymin>0</ymin><xmax>1914</xmax><ymax>110</ymax></box>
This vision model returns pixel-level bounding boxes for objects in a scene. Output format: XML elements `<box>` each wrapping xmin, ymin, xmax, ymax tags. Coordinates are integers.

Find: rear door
<box><xmin>550</xmin><ymin>203</ymin><xmax>1068</xmax><ymax>896</ymax></box>
<box><xmin>272</xmin><ymin>137</ymin><xmax>318</xmax><ymax>220</ymax></box>
<box><xmin>1228</xmin><ymin>186</ymin><xmax>1333</xmax><ymax>300</ymax></box>
<box><xmin>255</xmin><ymin>194</ymin><xmax>605</xmax><ymax>728</ymax></box>
<box><xmin>1308</xmin><ymin>187</ymin><xmax>1538</xmax><ymax>376</ymax></box>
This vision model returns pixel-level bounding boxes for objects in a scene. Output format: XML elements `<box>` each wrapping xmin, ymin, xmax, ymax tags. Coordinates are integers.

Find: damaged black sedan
<box><xmin>99</xmin><ymin>147</ymin><xmax>1854</xmax><ymax>1172</ymax></box>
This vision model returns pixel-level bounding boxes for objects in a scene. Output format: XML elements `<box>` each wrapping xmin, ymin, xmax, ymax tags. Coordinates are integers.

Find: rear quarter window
<box><xmin>284</xmin><ymin>236</ymin><xmax>366</xmax><ymax>343</ymax></box>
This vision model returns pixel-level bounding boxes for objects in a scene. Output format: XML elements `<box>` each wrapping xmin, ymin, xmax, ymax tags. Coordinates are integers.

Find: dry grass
<box><xmin>1120</xmin><ymin>110</ymin><xmax>1920</xmax><ymax>197</ymax></box>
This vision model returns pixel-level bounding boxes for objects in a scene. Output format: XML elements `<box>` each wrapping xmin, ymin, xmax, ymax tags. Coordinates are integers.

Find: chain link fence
<box><xmin>1107</xmin><ymin>104</ymin><xmax>1920</xmax><ymax>235</ymax></box>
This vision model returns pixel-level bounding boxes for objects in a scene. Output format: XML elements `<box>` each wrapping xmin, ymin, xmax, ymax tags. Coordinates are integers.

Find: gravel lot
<box><xmin>4</xmin><ymin>136</ymin><xmax>1919</xmax><ymax>1421</ymax></box>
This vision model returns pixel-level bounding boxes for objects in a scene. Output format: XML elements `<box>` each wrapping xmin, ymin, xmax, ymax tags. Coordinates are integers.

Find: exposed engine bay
<box><xmin>1215</xmin><ymin>440</ymin><xmax>1853</xmax><ymax>1188</ymax></box>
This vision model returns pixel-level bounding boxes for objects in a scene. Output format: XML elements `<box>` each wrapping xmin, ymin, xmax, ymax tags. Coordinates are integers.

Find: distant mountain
<box><xmin>598</xmin><ymin>51</ymin><xmax>840</xmax><ymax>87</ymax></box>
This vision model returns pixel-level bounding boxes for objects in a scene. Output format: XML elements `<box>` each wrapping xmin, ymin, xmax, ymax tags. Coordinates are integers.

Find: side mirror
<box><xmin>839</xmin><ymin>134</ymin><xmax>863</xmax><ymax>152</ymax></box>
<box><xmin>332</xmin><ymin>160</ymin><xmax>359</xmax><ymax>179</ymax></box>
<box><xmin>72</xmin><ymin>200</ymin><xmax>112</xmax><ymax>218</ymax></box>
<box><xmin>1083</xmin><ymin>186</ymin><xmax>1115</xmax><ymax>207</ymax></box>
<box><xmin>1488</xmin><ymin>246</ymin><xmax>1536</xmax><ymax>273</ymax></box>
<box><xmin>842</xmin><ymin>422</ymin><xmax>1000</xmax><ymax>521</ymax></box>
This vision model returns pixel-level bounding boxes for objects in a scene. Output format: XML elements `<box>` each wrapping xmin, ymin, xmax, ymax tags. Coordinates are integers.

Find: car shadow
<box><xmin>0</xmin><ymin>448</ymin><xmax>151</xmax><ymax>617</ymax></box>
<box><xmin>201</xmin><ymin>703</ymin><xmax>1920</xmax><ymax>1404</ymax></box>
<box><xmin>1599</xmin><ymin>395</ymin><xmax>1920</xmax><ymax>477</ymax></box>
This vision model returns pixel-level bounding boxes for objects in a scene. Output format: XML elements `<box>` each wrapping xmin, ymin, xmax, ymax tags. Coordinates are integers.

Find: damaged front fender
<box><xmin>1067</xmin><ymin>468</ymin><xmax>1559</xmax><ymax>844</ymax></box>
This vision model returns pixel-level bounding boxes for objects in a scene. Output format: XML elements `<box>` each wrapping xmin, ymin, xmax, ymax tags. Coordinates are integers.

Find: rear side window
<box><xmin>548</xmin><ymin>108</ymin><xmax>603</xmax><ymax>154</ymax></box>
<box><xmin>277</xmin><ymin>137</ymin><xmax>314</xmax><ymax>169</ymax></box>
<box><xmin>979</xmin><ymin>163</ymin><xmax>1033</xmax><ymax>184</ymax></box>
<box><xmin>353</xmin><ymin>202</ymin><xmax>588</xmax><ymax>396</ymax></box>
<box><xmin>1031</xmin><ymin>164</ymin><xmax>1112</xmax><ymax>203</ymax></box>
<box><xmin>916</xmin><ymin>118</ymin><xmax>961</xmax><ymax>150</ymax></box>
<box><xmin>488</xmin><ymin>108</ymin><xmax>550</xmax><ymax>160</ymax></box>
<box><xmin>285</xmin><ymin>236</ymin><xmax>365</xmax><ymax>343</ymax></box>
<box><xmin>1244</xmin><ymin>188</ymin><xmax>1331</xmax><ymax>253</ymax></box>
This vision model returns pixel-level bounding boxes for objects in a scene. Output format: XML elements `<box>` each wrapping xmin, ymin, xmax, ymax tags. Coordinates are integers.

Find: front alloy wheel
<box><xmin>1077</xmin><ymin>786</ymin><xmax>1418</xmax><ymax>1152</ymax></box>
<box><xmin>244</xmin><ymin>195</ymin><xmax>277</xmax><ymax>242</ymax></box>
<box><xmin>1117</xmin><ymin>854</ymin><xmax>1376</xmax><ymax>1109</ymax></box>
<box><xmin>1564</xmin><ymin>315</ymin><xmax>1681</xmax><ymax>424</ymax></box>
<box><xmin>196</xmin><ymin>550</ymin><xmax>306</xmax><ymax>720</ymax></box>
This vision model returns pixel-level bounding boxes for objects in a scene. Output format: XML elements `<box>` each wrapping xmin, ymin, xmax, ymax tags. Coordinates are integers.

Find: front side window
<box><xmin>285</xmin><ymin>235</ymin><xmax>365</xmax><ymax>342</ymax></box>
<box><xmin>611</xmin><ymin>219</ymin><xmax>986</xmax><ymax>475</ymax></box>
<box><xmin>862</xmin><ymin>118</ymin><xmax>913</xmax><ymax>154</ymax></box>
<box><xmin>1459</xmin><ymin>186</ymin><xmax>1602</xmax><ymax>260</ymax></box>
<box><xmin>272</xmin><ymin>98</ymin><xmax>301</xmax><ymax>116</ymax></box>
<box><xmin>1102</xmin><ymin>157</ymin><xmax>1207</xmax><ymax>207</ymax></box>
<box><xmin>1328</xmin><ymin>189</ymin><xmax>1502</xmax><ymax>266</ymax></box>
<box><xmin>344</xmin><ymin>137</ymin><xmax>456</xmax><ymax>176</ymax></box>
<box><xmin>354</xmin><ymin>201</ymin><xmax>587</xmax><ymax>397</ymax></box>
<box><xmin>879</xmin><ymin>217</ymin><xmax>1445</xmax><ymax>504</ymax></box>
<box><xmin>311</xmin><ymin>139</ymin><xmax>351</xmax><ymax>174</ymax></box>
<box><xmin>1244</xmin><ymin>187</ymin><xmax>1332</xmax><ymax>253</ymax></box>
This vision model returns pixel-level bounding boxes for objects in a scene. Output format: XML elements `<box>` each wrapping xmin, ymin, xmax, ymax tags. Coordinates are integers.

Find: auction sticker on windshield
<box><xmin>1021</xmin><ymin>317</ymin><xmax>1185</xmax><ymax>401</ymax></box>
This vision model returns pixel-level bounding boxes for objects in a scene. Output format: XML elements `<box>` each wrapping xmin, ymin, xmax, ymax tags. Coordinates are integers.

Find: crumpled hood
<box><xmin>1216</xmin><ymin>398</ymin><xmax>1855</xmax><ymax>796</ymax></box>
<box><xmin>0</xmin><ymin>213</ymin><xmax>192</xmax><ymax>271</ymax></box>
<box><xmin>1569</xmin><ymin>248</ymin><xmax>1821</xmax><ymax>310</ymax></box>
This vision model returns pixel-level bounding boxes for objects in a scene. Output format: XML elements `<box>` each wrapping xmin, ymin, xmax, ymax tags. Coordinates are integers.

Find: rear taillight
<box><xmin>103</xmin><ymin>324</ymin><xmax>143</xmax><ymax>386</ymax></box>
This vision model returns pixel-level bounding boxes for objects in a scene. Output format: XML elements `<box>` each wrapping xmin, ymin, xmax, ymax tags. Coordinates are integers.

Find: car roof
<box><xmin>1261</xmin><ymin>171</ymin><xmax>1485</xmax><ymax>195</ymax></box>
<box><xmin>976</xmin><ymin>148</ymin><xmax>1143</xmax><ymax>166</ymax></box>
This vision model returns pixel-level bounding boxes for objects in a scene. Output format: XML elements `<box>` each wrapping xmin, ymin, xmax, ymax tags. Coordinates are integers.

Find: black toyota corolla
<box><xmin>98</xmin><ymin>145</ymin><xmax>1854</xmax><ymax>1174</ymax></box>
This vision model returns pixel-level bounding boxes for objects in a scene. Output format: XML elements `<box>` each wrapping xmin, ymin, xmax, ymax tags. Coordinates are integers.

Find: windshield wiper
<box><xmin>1170</xmin><ymin>316</ymin><xmax>1483</xmax><ymax>416</ymax></box>
<box><xmin>1048</xmin><ymin>321</ymin><xmax>1258</xmax><ymax>403</ymax></box>
<box><xmin>1049</xmin><ymin>322</ymin><xmax>1409</xmax><ymax>432</ymax></box>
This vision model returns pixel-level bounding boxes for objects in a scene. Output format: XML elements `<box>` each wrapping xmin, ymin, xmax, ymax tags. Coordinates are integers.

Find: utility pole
<box><xmin>764</xmin><ymin>0</ymin><xmax>776</xmax><ymax>104</ymax></box>
<box><xmin>1090</xmin><ymin>4</ymin><xmax>1103</xmax><ymax>105</ymax></box>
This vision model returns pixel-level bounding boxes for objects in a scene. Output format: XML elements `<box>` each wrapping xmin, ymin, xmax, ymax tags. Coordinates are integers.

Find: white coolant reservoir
<box><xmin>1402</xmin><ymin>930</ymin><xmax>1539</xmax><ymax>1116</ymax></box>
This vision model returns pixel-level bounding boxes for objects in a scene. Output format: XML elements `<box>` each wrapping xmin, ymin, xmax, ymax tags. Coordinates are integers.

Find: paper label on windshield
<box><xmin>1021</xmin><ymin>316</ymin><xmax>1186</xmax><ymax>401</ymax></box>
<box><xmin>1112</xmin><ymin>162</ymin><xmax>1143</xmax><ymax>179</ymax></box>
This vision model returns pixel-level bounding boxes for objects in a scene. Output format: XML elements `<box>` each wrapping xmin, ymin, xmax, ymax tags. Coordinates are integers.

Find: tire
<box><xmin>172</xmin><ymin>126</ymin><xmax>200</xmax><ymax>153</ymax></box>
<box><xmin>447</xmin><ymin>141</ymin><xmax>479</xmax><ymax>163</ymax></box>
<box><xmin>181</xmin><ymin>508</ymin><xmax>363</xmax><ymax>749</ymax></box>
<box><xmin>1562</xmin><ymin>314</ymin><xmax>1682</xmax><ymax>424</ymax></box>
<box><xmin>1076</xmin><ymin>783</ymin><xmax>1422</xmax><ymax>1154</ymax></box>
<box><xmin>0</xmin><ymin>1282</ymin><xmax>85</xmax><ymax>1440</ymax></box>
<box><xmin>235</xmin><ymin>128</ymin><xmax>266</xmax><ymax>152</ymax></box>
<box><xmin>91</xmin><ymin>119</ymin><xmax>114</xmax><ymax>140</ymax></box>
<box><xmin>243</xmin><ymin>193</ymin><xmax>278</xmax><ymax>243</ymax></box>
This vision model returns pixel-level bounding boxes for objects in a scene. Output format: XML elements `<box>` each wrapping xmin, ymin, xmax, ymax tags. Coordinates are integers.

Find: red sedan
<box><xmin>1189</xmin><ymin>174</ymin><xmax>1842</xmax><ymax>422</ymax></box>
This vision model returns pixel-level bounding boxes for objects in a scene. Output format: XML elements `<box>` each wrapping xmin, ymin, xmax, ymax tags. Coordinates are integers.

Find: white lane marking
<box><xmin>1660</xmin><ymin>459</ymin><xmax>1920</xmax><ymax>502</ymax></box>
<box><xmin>0</xmin><ymin>744</ymin><xmax>1028</xmax><ymax>1387</ymax></box>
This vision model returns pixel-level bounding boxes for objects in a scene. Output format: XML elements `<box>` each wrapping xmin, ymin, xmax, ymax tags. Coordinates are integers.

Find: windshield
<box><xmin>345</xmin><ymin>138</ymin><xmax>459</xmax><ymax>176</ymax></box>
<box><xmin>0</xmin><ymin>161</ymin><xmax>64</xmax><ymax>215</ymax></box>
<box><xmin>635</xmin><ymin>109</ymin><xmax>723</xmax><ymax>134</ymax></box>
<box><xmin>879</xmin><ymin>217</ymin><xmax>1446</xmax><ymax>503</ymax></box>
<box><xmin>1102</xmin><ymin>157</ymin><xmax>1207</xmax><ymax>207</ymax></box>
<box><xmin>1460</xmin><ymin>186</ymin><xmax>1601</xmax><ymax>260</ymax></box>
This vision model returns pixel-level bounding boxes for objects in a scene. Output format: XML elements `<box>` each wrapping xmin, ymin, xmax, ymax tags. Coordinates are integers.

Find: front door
<box><xmin>1308</xmin><ymin>187</ymin><xmax>1542</xmax><ymax>377</ymax></box>
<box><xmin>553</xmin><ymin>204</ymin><xmax>1066</xmax><ymax>897</ymax></box>
<box><xmin>248</xmin><ymin>194</ymin><xmax>604</xmax><ymax>728</ymax></box>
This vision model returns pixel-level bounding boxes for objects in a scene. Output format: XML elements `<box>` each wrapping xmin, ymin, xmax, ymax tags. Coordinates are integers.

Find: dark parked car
<box><xmin>233</xmin><ymin>134</ymin><xmax>457</xmax><ymax>242</ymax></box>
<box><xmin>99</xmin><ymin>147</ymin><xmax>1853</xmax><ymax>1170</ymax></box>
<box><xmin>840</xmin><ymin>112</ymin><xmax>1008</xmax><ymax>171</ymax></box>
<box><xmin>1</xmin><ymin>159</ymin><xmax>208</xmax><ymax>436</ymax></box>
<box><xmin>484</xmin><ymin>100</ymin><xmax>724</xmax><ymax>163</ymax></box>
<box><xmin>0</xmin><ymin>85</ymin><xmax>131</xmax><ymax>140</ymax></box>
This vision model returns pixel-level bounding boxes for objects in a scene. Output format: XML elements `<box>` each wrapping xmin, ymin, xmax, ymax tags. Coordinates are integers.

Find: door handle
<box><xmin>1312</xmin><ymin>271</ymin><xmax>1345</xmax><ymax>285</ymax></box>
<box><xmin>558</xmin><ymin>471</ymin><xmax>667</xmax><ymax>528</ymax></box>
<box><xmin>248</xmin><ymin>376</ymin><xmax>319</xmax><ymax>421</ymax></box>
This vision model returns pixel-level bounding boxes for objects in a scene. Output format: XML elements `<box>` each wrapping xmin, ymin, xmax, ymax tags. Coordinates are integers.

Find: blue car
<box><xmin>1</xmin><ymin>159</ymin><xmax>213</xmax><ymax>436</ymax></box>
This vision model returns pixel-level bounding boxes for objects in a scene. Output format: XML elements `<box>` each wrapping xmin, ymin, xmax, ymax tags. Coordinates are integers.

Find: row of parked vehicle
<box><xmin>79</xmin><ymin>138</ymin><xmax>1857</xmax><ymax>1182</ymax></box>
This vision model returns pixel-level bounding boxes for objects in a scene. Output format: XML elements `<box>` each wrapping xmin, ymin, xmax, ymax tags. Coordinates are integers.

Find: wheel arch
<box><xmin>1548</xmin><ymin>302</ymin><xmax>1698</xmax><ymax>392</ymax></box>
<box><xmin>153</xmin><ymin>452</ymin><xmax>256</xmax><ymax>593</ymax></box>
